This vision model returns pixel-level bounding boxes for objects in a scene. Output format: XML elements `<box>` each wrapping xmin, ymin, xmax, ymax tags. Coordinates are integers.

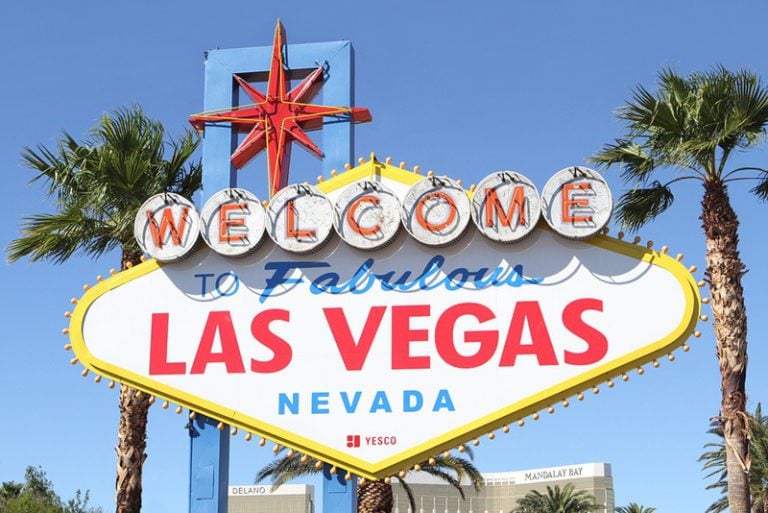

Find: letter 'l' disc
<box><xmin>267</xmin><ymin>184</ymin><xmax>334</xmax><ymax>253</ymax></box>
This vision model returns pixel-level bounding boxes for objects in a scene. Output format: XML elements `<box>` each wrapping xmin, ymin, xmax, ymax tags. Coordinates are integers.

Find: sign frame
<box><xmin>69</xmin><ymin>158</ymin><xmax>701</xmax><ymax>480</ymax></box>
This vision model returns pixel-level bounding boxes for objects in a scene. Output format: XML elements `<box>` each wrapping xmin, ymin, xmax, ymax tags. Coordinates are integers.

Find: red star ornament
<box><xmin>189</xmin><ymin>20</ymin><xmax>372</xmax><ymax>196</ymax></box>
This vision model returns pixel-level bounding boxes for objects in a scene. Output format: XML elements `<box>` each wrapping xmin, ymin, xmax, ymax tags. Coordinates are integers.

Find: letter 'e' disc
<box><xmin>200</xmin><ymin>188</ymin><xmax>266</xmax><ymax>257</ymax></box>
<box><xmin>541</xmin><ymin>167</ymin><xmax>612</xmax><ymax>239</ymax></box>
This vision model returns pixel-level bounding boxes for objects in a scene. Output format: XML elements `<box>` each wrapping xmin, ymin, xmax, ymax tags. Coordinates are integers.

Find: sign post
<box><xmin>189</xmin><ymin>416</ymin><xmax>230</xmax><ymax>513</ymax></box>
<box><xmin>191</xmin><ymin>22</ymin><xmax>362</xmax><ymax>513</ymax></box>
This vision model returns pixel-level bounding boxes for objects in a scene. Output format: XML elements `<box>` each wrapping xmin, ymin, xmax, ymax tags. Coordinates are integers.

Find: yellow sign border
<box><xmin>69</xmin><ymin>157</ymin><xmax>701</xmax><ymax>479</ymax></box>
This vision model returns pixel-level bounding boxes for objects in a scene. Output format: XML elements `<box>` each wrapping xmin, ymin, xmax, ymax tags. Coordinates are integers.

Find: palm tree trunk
<box><xmin>357</xmin><ymin>481</ymin><xmax>394</xmax><ymax>513</ymax></box>
<box><xmin>701</xmin><ymin>180</ymin><xmax>751</xmax><ymax>513</ymax></box>
<box><xmin>115</xmin><ymin>250</ymin><xmax>151</xmax><ymax>513</ymax></box>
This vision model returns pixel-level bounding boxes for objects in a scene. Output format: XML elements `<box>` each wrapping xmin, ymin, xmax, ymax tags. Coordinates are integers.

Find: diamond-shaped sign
<box><xmin>69</xmin><ymin>160</ymin><xmax>700</xmax><ymax>479</ymax></box>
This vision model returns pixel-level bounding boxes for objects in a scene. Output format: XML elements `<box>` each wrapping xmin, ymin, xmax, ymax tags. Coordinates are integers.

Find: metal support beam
<box><xmin>323</xmin><ymin>465</ymin><xmax>358</xmax><ymax>513</ymax></box>
<box><xmin>188</xmin><ymin>416</ymin><xmax>230</xmax><ymax>513</ymax></box>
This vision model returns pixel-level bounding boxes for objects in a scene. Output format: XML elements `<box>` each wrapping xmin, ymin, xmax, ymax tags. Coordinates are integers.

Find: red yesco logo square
<box><xmin>346</xmin><ymin>435</ymin><xmax>360</xmax><ymax>448</ymax></box>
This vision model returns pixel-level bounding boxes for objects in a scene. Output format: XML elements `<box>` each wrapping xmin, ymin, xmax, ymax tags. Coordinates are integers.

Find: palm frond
<box><xmin>589</xmin><ymin>139</ymin><xmax>656</xmax><ymax>183</ymax></box>
<box><xmin>615</xmin><ymin>502</ymin><xmax>656</xmax><ymax>513</ymax></box>
<box><xmin>254</xmin><ymin>452</ymin><xmax>317</xmax><ymax>491</ymax></box>
<box><xmin>594</xmin><ymin>66</ymin><xmax>768</xmax><ymax>189</ymax></box>
<box><xmin>7</xmin><ymin>206</ymin><xmax>115</xmax><ymax>263</ymax></box>
<box><xmin>615</xmin><ymin>181</ymin><xmax>675</xmax><ymax>231</ymax></box>
<box><xmin>9</xmin><ymin>105</ymin><xmax>202</xmax><ymax>264</ymax></box>
<box><xmin>514</xmin><ymin>483</ymin><xmax>598</xmax><ymax>513</ymax></box>
<box><xmin>750</xmin><ymin>172</ymin><xmax>768</xmax><ymax>200</ymax></box>
<box><xmin>701</xmin><ymin>405</ymin><xmax>768</xmax><ymax>513</ymax></box>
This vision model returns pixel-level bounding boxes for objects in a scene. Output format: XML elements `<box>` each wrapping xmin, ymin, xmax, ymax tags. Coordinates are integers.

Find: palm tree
<box><xmin>615</xmin><ymin>503</ymin><xmax>655</xmax><ymax>513</ymax></box>
<box><xmin>7</xmin><ymin>106</ymin><xmax>202</xmax><ymax>513</ymax></box>
<box><xmin>513</xmin><ymin>483</ymin><xmax>600</xmax><ymax>513</ymax></box>
<box><xmin>255</xmin><ymin>447</ymin><xmax>484</xmax><ymax>513</ymax></box>
<box><xmin>701</xmin><ymin>404</ymin><xmax>768</xmax><ymax>513</ymax></box>
<box><xmin>590</xmin><ymin>67</ymin><xmax>768</xmax><ymax>513</ymax></box>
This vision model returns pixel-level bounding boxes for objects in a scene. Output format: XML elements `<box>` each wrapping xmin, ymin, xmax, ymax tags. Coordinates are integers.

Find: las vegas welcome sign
<box><xmin>68</xmin><ymin>157</ymin><xmax>701</xmax><ymax>480</ymax></box>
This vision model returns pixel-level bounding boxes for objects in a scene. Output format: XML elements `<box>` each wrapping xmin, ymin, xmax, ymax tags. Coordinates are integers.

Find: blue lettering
<box><xmin>260</xmin><ymin>261</ymin><xmax>330</xmax><ymax>303</ymax></box>
<box><xmin>348</xmin><ymin>259</ymin><xmax>376</xmax><ymax>293</ymax></box>
<box><xmin>418</xmin><ymin>256</ymin><xmax>446</xmax><ymax>290</ymax></box>
<box><xmin>311</xmin><ymin>392</ymin><xmax>330</xmax><ymax>414</ymax></box>
<box><xmin>262</xmin><ymin>257</ymin><xmax>541</xmax><ymax>302</ymax></box>
<box><xmin>278</xmin><ymin>393</ymin><xmax>299</xmax><ymax>415</ymax></box>
<box><xmin>341</xmin><ymin>391</ymin><xmax>362</xmax><ymax>413</ymax></box>
<box><xmin>215</xmin><ymin>272</ymin><xmax>239</xmax><ymax>296</ymax></box>
<box><xmin>446</xmin><ymin>267</ymin><xmax>470</xmax><ymax>291</ymax></box>
<box><xmin>370</xmin><ymin>391</ymin><xmax>392</xmax><ymax>413</ymax></box>
<box><xmin>403</xmin><ymin>390</ymin><xmax>423</xmax><ymax>412</ymax></box>
<box><xmin>194</xmin><ymin>273</ymin><xmax>215</xmax><ymax>296</ymax></box>
<box><xmin>432</xmin><ymin>389</ymin><xmax>455</xmax><ymax>412</ymax></box>
<box><xmin>310</xmin><ymin>272</ymin><xmax>340</xmax><ymax>294</ymax></box>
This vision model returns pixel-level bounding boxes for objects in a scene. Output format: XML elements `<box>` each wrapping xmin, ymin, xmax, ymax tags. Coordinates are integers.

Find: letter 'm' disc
<box><xmin>471</xmin><ymin>171</ymin><xmax>541</xmax><ymax>243</ymax></box>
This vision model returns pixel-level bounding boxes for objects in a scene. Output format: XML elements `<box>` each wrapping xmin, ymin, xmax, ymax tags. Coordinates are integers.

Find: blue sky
<box><xmin>2</xmin><ymin>1</ymin><xmax>768</xmax><ymax>512</ymax></box>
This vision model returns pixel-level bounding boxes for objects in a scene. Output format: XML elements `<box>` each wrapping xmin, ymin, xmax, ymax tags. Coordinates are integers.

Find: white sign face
<box><xmin>76</xmin><ymin>161</ymin><xmax>698</xmax><ymax>480</ymax></box>
<box><xmin>72</xmin><ymin>228</ymin><xmax>698</xmax><ymax>479</ymax></box>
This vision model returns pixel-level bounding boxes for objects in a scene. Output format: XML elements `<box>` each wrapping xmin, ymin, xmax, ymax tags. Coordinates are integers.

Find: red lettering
<box><xmin>561</xmin><ymin>182</ymin><xmax>593</xmax><ymax>223</ymax></box>
<box><xmin>219</xmin><ymin>203</ymin><xmax>247</xmax><ymax>243</ymax></box>
<box><xmin>285</xmin><ymin>199</ymin><xmax>316</xmax><ymax>238</ymax></box>
<box><xmin>435</xmin><ymin>303</ymin><xmax>498</xmax><ymax>368</ymax></box>
<box><xmin>146</xmin><ymin>207</ymin><xmax>189</xmax><ymax>248</ymax></box>
<box><xmin>562</xmin><ymin>298</ymin><xmax>607</xmax><ymax>365</ymax></box>
<box><xmin>324</xmin><ymin>306</ymin><xmax>386</xmax><ymax>371</ymax></box>
<box><xmin>346</xmin><ymin>195</ymin><xmax>381</xmax><ymax>236</ymax></box>
<box><xmin>148</xmin><ymin>313</ymin><xmax>186</xmax><ymax>375</ymax></box>
<box><xmin>190</xmin><ymin>311</ymin><xmax>245</xmax><ymax>374</ymax></box>
<box><xmin>250</xmin><ymin>309</ymin><xmax>293</xmax><ymax>373</ymax></box>
<box><xmin>415</xmin><ymin>192</ymin><xmax>457</xmax><ymax>232</ymax></box>
<box><xmin>392</xmin><ymin>305</ymin><xmax>431</xmax><ymax>369</ymax></box>
<box><xmin>499</xmin><ymin>301</ymin><xmax>557</xmax><ymax>366</ymax></box>
<box><xmin>484</xmin><ymin>186</ymin><xmax>526</xmax><ymax>228</ymax></box>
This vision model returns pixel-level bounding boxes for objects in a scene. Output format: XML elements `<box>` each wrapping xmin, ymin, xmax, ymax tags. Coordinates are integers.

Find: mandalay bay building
<box><xmin>228</xmin><ymin>462</ymin><xmax>614</xmax><ymax>513</ymax></box>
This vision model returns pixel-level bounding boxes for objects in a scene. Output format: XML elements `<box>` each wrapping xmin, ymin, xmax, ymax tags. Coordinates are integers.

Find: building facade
<box><xmin>228</xmin><ymin>462</ymin><xmax>612</xmax><ymax>513</ymax></box>
<box><xmin>228</xmin><ymin>484</ymin><xmax>314</xmax><ymax>513</ymax></box>
<box><xmin>392</xmin><ymin>462</ymin><xmax>613</xmax><ymax>513</ymax></box>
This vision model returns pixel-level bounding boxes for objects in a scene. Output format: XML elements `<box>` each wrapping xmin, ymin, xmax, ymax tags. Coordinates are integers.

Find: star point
<box><xmin>189</xmin><ymin>20</ymin><xmax>372</xmax><ymax>196</ymax></box>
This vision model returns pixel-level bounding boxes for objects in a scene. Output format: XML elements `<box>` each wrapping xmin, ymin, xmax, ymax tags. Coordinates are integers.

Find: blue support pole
<box><xmin>323</xmin><ymin>465</ymin><xmax>358</xmax><ymax>513</ymax></box>
<box><xmin>188</xmin><ymin>417</ymin><xmax>230</xmax><ymax>513</ymax></box>
<box><xmin>191</xmin><ymin>38</ymin><xmax>358</xmax><ymax>513</ymax></box>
